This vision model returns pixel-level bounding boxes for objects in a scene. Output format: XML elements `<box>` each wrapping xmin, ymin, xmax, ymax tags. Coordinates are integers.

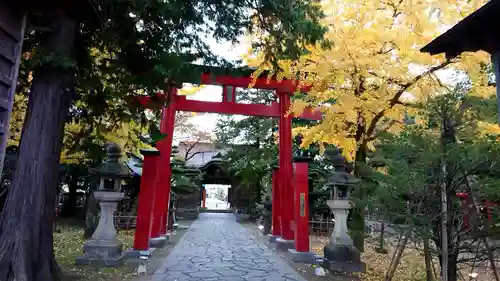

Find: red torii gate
<box><xmin>131</xmin><ymin>65</ymin><xmax>322</xmax><ymax>253</ymax></box>
<box><xmin>456</xmin><ymin>192</ymin><xmax>495</xmax><ymax>229</ymax></box>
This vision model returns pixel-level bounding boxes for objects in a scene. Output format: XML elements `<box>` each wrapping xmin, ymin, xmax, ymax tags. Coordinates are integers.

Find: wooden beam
<box><xmin>199</xmin><ymin>73</ymin><xmax>311</xmax><ymax>92</ymax></box>
<box><xmin>175</xmin><ymin>95</ymin><xmax>277</xmax><ymax>117</ymax></box>
<box><xmin>174</xmin><ymin>95</ymin><xmax>321</xmax><ymax>120</ymax></box>
<box><xmin>170</xmin><ymin>64</ymin><xmax>312</xmax><ymax>92</ymax></box>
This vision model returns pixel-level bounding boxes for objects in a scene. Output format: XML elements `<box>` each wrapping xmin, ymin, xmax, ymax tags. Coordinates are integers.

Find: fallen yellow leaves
<box><xmin>54</xmin><ymin>219</ymin><xmax>137</xmax><ymax>281</ymax></box>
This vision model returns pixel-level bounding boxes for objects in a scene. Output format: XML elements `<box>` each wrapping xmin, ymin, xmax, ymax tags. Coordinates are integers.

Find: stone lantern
<box><xmin>323</xmin><ymin>147</ymin><xmax>365</xmax><ymax>274</ymax></box>
<box><xmin>75</xmin><ymin>143</ymin><xmax>131</xmax><ymax>266</ymax></box>
<box><xmin>260</xmin><ymin>194</ymin><xmax>272</xmax><ymax>235</ymax></box>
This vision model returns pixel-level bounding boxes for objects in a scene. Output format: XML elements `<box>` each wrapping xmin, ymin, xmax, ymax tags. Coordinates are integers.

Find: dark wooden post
<box><xmin>271</xmin><ymin>167</ymin><xmax>281</xmax><ymax>237</ymax></box>
<box><xmin>0</xmin><ymin>2</ymin><xmax>26</xmax><ymax>177</ymax></box>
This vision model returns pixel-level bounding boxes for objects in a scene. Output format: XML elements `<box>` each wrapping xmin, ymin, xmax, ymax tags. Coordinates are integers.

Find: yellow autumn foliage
<box><xmin>61</xmin><ymin>119</ymin><xmax>150</xmax><ymax>164</ymax></box>
<box><xmin>179</xmin><ymin>84</ymin><xmax>206</xmax><ymax>96</ymax></box>
<box><xmin>247</xmin><ymin>0</ymin><xmax>493</xmax><ymax>161</ymax></box>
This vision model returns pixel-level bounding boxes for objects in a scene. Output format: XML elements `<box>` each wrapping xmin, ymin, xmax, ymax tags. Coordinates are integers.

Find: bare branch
<box><xmin>366</xmin><ymin>59</ymin><xmax>454</xmax><ymax>137</ymax></box>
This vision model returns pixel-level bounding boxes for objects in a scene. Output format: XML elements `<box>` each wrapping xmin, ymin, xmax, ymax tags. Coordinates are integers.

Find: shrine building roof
<box><xmin>420</xmin><ymin>0</ymin><xmax>500</xmax><ymax>57</ymax></box>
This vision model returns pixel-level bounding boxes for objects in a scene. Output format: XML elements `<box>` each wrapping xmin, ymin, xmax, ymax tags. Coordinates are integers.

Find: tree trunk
<box><xmin>0</xmin><ymin>9</ymin><xmax>76</xmax><ymax>281</ymax></box>
<box><xmin>440</xmin><ymin>162</ymin><xmax>449</xmax><ymax>281</ymax></box>
<box><xmin>423</xmin><ymin>234</ymin><xmax>434</xmax><ymax>281</ymax></box>
<box><xmin>446</xmin><ymin>253</ymin><xmax>458</xmax><ymax>281</ymax></box>
<box><xmin>385</xmin><ymin>231</ymin><xmax>410</xmax><ymax>281</ymax></box>
<box><xmin>84</xmin><ymin>179</ymin><xmax>99</xmax><ymax>238</ymax></box>
<box><xmin>433</xmin><ymin>230</ymin><xmax>459</xmax><ymax>281</ymax></box>
<box><xmin>351</xmin><ymin>143</ymin><xmax>367</xmax><ymax>252</ymax></box>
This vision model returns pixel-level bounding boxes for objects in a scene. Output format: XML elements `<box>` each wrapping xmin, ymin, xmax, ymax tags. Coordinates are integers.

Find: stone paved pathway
<box><xmin>152</xmin><ymin>213</ymin><xmax>306</xmax><ymax>281</ymax></box>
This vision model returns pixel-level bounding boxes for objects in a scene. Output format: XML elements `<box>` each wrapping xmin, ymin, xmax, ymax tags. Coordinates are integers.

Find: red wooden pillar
<box><xmin>202</xmin><ymin>188</ymin><xmax>207</xmax><ymax>208</ymax></box>
<box><xmin>485</xmin><ymin>200</ymin><xmax>494</xmax><ymax>223</ymax></box>
<box><xmin>149</xmin><ymin>157</ymin><xmax>164</xmax><ymax>239</ymax></box>
<box><xmin>293</xmin><ymin>161</ymin><xmax>310</xmax><ymax>252</ymax></box>
<box><xmin>278</xmin><ymin>91</ymin><xmax>294</xmax><ymax>241</ymax></box>
<box><xmin>133</xmin><ymin>149</ymin><xmax>160</xmax><ymax>250</ymax></box>
<box><xmin>271</xmin><ymin>167</ymin><xmax>281</xmax><ymax>236</ymax></box>
<box><xmin>456</xmin><ymin>193</ymin><xmax>469</xmax><ymax>229</ymax></box>
<box><xmin>151</xmin><ymin>86</ymin><xmax>177</xmax><ymax>239</ymax></box>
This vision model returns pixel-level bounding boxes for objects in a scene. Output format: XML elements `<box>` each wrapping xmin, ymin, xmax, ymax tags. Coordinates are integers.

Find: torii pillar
<box><xmin>150</xmin><ymin>85</ymin><xmax>177</xmax><ymax>247</ymax></box>
<box><xmin>269</xmin><ymin>166</ymin><xmax>281</xmax><ymax>242</ymax></box>
<box><xmin>276</xmin><ymin>91</ymin><xmax>295</xmax><ymax>251</ymax></box>
<box><xmin>129</xmin><ymin>148</ymin><xmax>160</xmax><ymax>256</ymax></box>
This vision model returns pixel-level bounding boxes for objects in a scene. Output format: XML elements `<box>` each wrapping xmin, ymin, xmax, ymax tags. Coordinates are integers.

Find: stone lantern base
<box><xmin>323</xmin><ymin>243</ymin><xmax>365</xmax><ymax>273</ymax></box>
<box><xmin>75</xmin><ymin>240</ymin><xmax>124</xmax><ymax>267</ymax></box>
<box><xmin>75</xmin><ymin>191</ymin><xmax>125</xmax><ymax>267</ymax></box>
<box><xmin>323</xmin><ymin>199</ymin><xmax>365</xmax><ymax>274</ymax></box>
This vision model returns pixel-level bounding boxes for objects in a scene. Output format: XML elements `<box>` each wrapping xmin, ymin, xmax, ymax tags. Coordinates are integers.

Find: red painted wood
<box><xmin>278</xmin><ymin>114</ymin><xmax>285</xmax><ymax>238</ymax></box>
<box><xmin>152</xmin><ymin>88</ymin><xmax>177</xmax><ymax>238</ymax></box>
<box><xmin>133</xmin><ymin>152</ymin><xmax>159</xmax><ymax>250</ymax></box>
<box><xmin>173</xmin><ymin>95</ymin><xmax>321</xmax><ymax>120</ymax></box>
<box><xmin>149</xmin><ymin>162</ymin><xmax>163</xmax><ymax>239</ymax></box>
<box><xmin>293</xmin><ymin>162</ymin><xmax>310</xmax><ymax>252</ymax></box>
<box><xmin>200</xmin><ymin>73</ymin><xmax>311</xmax><ymax>92</ymax></box>
<box><xmin>202</xmin><ymin>188</ymin><xmax>207</xmax><ymax>208</ymax></box>
<box><xmin>279</xmin><ymin>92</ymin><xmax>294</xmax><ymax>241</ymax></box>
<box><xmin>175</xmin><ymin>95</ymin><xmax>278</xmax><ymax>117</ymax></box>
<box><xmin>455</xmin><ymin>192</ymin><xmax>497</xmax><ymax>228</ymax></box>
<box><xmin>271</xmin><ymin>168</ymin><xmax>281</xmax><ymax>236</ymax></box>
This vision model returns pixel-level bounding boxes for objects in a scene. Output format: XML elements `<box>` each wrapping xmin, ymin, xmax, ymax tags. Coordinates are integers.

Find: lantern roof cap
<box><xmin>90</xmin><ymin>143</ymin><xmax>131</xmax><ymax>179</ymax></box>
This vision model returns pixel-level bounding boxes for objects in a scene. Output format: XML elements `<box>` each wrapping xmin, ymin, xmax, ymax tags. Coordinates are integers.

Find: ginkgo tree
<box><xmin>247</xmin><ymin>0</ymin><xmax>494</xmax><ymax>251</ymax></box>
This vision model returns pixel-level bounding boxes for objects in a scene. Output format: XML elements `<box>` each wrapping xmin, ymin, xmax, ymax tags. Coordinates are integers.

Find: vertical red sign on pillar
<box><xmin>278</xmin><ymin>92</ymin><xmax>294</xmax><ymax>241</ymax></box>
<box><xmin>133</xmin><ymin>149</ymin><xmax>160</xmax><ymax>251</ymax></box>
<box><xmin>202</xmin><ymin>188</ymin><xmax>207</xmax><ymax>208</ymax></box>
<box><xmin>151</xmin><ymin>86</ymin><xmax>177</xmax><ymax>239</ymax></box>
<box><xmin>271</xmin><ymin>167</ymin><xmax>281</xmax><ymax>236</ymax></box>
<box><xmin>293</xmin><ymin>162</ymin><xmax>310</xmax><ymax>252</ymax></box>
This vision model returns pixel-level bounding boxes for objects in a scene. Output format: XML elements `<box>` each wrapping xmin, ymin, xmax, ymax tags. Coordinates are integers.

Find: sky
<box><xmin>183</xmin><ymin>36</ymin><xmax>249</xmax><ymax>134</ymax></box>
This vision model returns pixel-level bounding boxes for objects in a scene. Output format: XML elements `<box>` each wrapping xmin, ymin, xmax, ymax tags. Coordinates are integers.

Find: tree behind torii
<box><xmin>247</xmin><ymin>0</ymin><xmax>494</xmax><ymax>251</ymax></box>
<box><xmin>0</xmin><ymin>1</ymin><xmax>328</xmax><ymax>280</ymax></box>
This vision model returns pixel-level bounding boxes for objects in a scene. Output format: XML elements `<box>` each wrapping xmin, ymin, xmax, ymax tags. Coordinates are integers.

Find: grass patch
<box><xmin>54</xmin><ymin>219</ymin><xmax>137</xmax><ymax>281</ymax></box>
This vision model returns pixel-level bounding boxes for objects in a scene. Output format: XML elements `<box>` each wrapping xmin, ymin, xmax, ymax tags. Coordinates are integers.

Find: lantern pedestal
<box><xmin>268</xmin><ymin>234</ymin><xmax>280</xmax><ymax>243</ymax></box>
<box><xmin>323</xmin><ymin>200</ymin><xmax>365</xmax><ymax>273</ymax></box>
<box><xmin>276</xmin><ymin>238</ymin><xmax>295</xmax><ymax>252</ymax></box>
<box><xmin>261</xmin><ymin>198</ymin><xmax>272</xmax><ymax>235</ymax></box>
<box><xmin>76</xmin><ymin>191</ymin><xmax>125</xmax><ymax>267</ymax></box>
<box><xmin>288</xmin><ymin>249</ymin><xmax>318</xmax><ymax>264</ymax></box>
<box><xmin>149</xmin><ymin>235</ymin><xmax>167</xmax><ymax>248</ymax></box>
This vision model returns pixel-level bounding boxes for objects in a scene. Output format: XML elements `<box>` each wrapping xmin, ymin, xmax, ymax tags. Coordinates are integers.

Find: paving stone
<box><xmin>214</xmin><ymin>268</ymin><xmax>245</xmax><ymax>276</ymax></box>
<box><xmin>152</xmin><ymin>213</ymin><xmax>306</xmax><ymax>281</ymax></box>
<box><xmin>187</xmin><ymin>271</ymin><xmax>221</xmax><ymax>278</ymax></box>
